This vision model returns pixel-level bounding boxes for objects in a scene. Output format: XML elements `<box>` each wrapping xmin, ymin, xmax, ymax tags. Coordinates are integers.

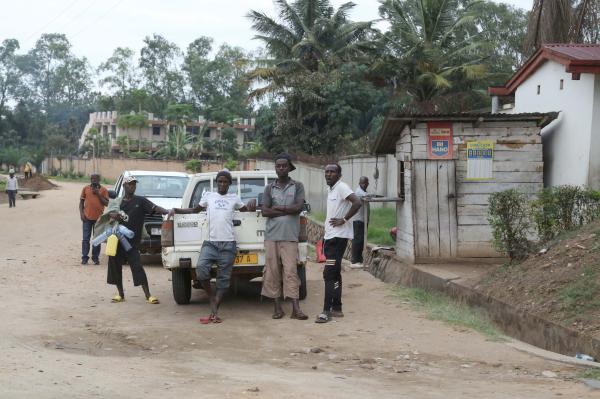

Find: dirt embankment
<box><xmin>478</xmin><ymin>220</ymin><xmax>600</xmax><ymax>337</ymax></box>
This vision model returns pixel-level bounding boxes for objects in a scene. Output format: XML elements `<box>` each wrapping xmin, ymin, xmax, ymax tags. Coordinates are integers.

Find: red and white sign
<box><xmin>427</xmin><ymin>122</ymin><xmax>453</xmax><ymax>160</ymax></box>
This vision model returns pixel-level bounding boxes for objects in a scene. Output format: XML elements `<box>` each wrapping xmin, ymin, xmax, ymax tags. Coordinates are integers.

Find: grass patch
<box><xmin>0</xmin><ymin>180</ymin><xmax>5</xmax><ymax>190</ymax></box>
<box><xmin>309</xmin><ymin>207</ymin><xmax>396</xmax><ymax>246</ymax></box>
<box><xmin>560</xmin><ymin>265</ymin><xmax>600</xmax><ymax>314</ymax></box>
<box><xmin>311</xmin><ymin>211</ymin><xmax>326</xmax><ymax>223</ymax></box>
<box><xmin>388</xmin><ymin>285</ymin><xmax>506</xmax><ymax>341</ymax></box>
<box><xmin>577</xmin><ymin>368</ymin><xmax>600</xmax><ymax>380</ymax></box>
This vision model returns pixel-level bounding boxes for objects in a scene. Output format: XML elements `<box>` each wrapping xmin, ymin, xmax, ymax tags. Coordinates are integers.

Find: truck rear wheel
<box><xmin>298</xmin><ymin>264</ymin><xmax>307</xmax><ymax>300</ymax></box>
<box><xmin>172</xmin><ymin>268</ymin><xmax>191</xmax><ymax>304</ymax></box>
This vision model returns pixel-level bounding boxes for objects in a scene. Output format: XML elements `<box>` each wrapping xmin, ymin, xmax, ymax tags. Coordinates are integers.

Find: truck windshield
<box><xmin>189</xmin><ymin>177</ymin><xmax>276</xmax><ymax>207</ymax></box>
<box><xmin>134</xmin><ymin>175</ymin><xmax>189</xmax><ymax>198</ymax></box>
<box><xmin>238</xmin><ymin>178</ymin><xmax>268</xmax><ymax>202</ymax></box>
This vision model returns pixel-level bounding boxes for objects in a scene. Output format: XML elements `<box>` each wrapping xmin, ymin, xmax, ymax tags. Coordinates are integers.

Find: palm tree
<box><xmin>247</xmin><ymin>0</ymin><xmax>374</xmax><ymax>98</ymax></box>
<box><xmin>525</xmin><ymin>0</ymin><xmax>599</xmax><ymax>54</ymax></box>
<box><xmin>378</xmin><ymin>0</ymin><xmax>487</xmax><ymax>112</ymax></box>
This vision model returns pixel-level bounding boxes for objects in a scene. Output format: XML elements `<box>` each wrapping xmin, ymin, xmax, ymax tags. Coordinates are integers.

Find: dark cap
<box><xmin>216</xmin><ymin>169</ymin><xmax>233</xmax><ymax>183</ymax></box>
<box><xmin>274</xmin><ymin>152</ymin><xmax>296</xmax><ymax>171</ymax></box>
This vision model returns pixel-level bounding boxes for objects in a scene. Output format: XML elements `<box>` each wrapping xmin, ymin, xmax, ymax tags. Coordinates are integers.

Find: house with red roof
<box><xmin>489</xmin><ymin>44</ymin><xmax>600</xmax><ymax>188</ymax></box>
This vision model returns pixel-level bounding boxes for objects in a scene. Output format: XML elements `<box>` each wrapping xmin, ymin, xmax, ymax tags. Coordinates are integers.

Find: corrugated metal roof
<box><xmin>545</xmin><ymin>43</ymin><xmax>600</xmax><ymax>62</ymax></box>
<box><xmin>372</xmin><ymin>112</ymin><xmax>558</xmax><ymax>155</ymax></box>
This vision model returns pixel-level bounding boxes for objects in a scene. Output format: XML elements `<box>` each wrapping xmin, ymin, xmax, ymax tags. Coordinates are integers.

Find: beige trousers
<box><xmin>261</xmin><ymin>241</ymin><xmax>300</xmax><ymax>299</ymax></box>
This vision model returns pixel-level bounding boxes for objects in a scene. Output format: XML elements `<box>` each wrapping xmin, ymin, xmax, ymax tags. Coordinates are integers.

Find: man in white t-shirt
<box><xmin>315</xmin><ymin>164</ymin><xmax>362</xmax><ymax>323</ymax></box>
<box><xmin>351</xmin><ymin>176</ymin><xmax>370</xmax><ymax>265</ymax></box>
<box><xmin>169</xmin><ymin>170</ymin><xmax>256</xmax><ymax>324</ymax></box>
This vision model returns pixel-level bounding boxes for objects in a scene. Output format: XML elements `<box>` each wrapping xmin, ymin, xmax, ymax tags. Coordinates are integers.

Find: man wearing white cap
<box><xmin>6</xmin><ymin>169</ymin><xmax>18</xmax><ymax>208</ymax></box>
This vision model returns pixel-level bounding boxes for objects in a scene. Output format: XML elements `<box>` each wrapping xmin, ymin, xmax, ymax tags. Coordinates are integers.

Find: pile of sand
<box><xmin>18</xmin><ymin>175</ymin><xmax>58</xmax><ymax>191</ymax></box>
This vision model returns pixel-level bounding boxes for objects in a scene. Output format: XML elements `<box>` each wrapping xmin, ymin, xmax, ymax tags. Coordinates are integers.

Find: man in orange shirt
<box><xmin>80</xmin><ymin>173</ymin><xmax>109</xmax><ymax>265</ymax></box>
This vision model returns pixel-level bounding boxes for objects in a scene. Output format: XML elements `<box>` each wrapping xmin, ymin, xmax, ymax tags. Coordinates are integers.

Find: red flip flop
<box><xmin>199</xmin><ymin>315</ymin><xmax>213</xmax><ymax>324</ymax></box>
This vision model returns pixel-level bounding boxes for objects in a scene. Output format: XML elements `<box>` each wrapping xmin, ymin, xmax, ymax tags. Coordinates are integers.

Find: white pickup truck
<box><xmin>161</xmin><ymin>170</ymin><xmax>309</xmax><ymax>304</ymax></box>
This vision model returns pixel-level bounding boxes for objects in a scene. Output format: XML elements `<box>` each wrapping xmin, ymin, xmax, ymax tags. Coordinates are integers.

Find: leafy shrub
<box><xmin>129</xmin><ymin>151</ymin><xmax>148</xmax><ymax>159</ymax></box>
<box><xmin>488</xmin><ymin>189</ymin><xmax>531</xmax><ymax>260</ymax></box>
<box><xmin>531</xmin><ymin>186</ymin><xmax>600</xmax><ymax>243</ymax></box>
<box><xmin>185</xmin><ymin>159</ymin><xmax>202</xmax><ymax>173</ymax></box>
<box><xmin>224</xmin><ymin>158</ymin><xmax>238</xmax><ymax>171</ymax></box>
<box><xmin>530</xmin><ymin>187</ymin><xmax>559</xmax><ymax>243</ymax></box>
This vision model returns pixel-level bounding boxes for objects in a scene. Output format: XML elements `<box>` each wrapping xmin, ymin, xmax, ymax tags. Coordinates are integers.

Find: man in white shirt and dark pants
<box><xmin>351</xmin><ymin>176</ymin><xmax>369</xmax><ymax>266</ymax></box>
<box><xmin>5</xmin><ymin>168</ymin><xmax>18</xmax><ymax>208</ymax></box>
<box><xmin>316</xmin><ymin>164</ymin><xmax>362</xmax><ymax>323</ymax></box>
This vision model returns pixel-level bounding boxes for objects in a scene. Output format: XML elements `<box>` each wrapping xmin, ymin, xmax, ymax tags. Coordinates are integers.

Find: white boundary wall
<box><xmin>255</xmin><ymin>155</ymin><xmax>397</xmax><ymax>214</ymax></box>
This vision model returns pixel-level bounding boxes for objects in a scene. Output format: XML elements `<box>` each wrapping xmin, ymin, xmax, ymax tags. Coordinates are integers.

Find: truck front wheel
<box><xmin>297</xmin><ymin>264</ymin><xmax>307</xmax><ymax>300</ymax></box>
<box><xmin>172</xmin><ymin>268</ymin><xmax>191</xmax><ymax>304</ymax></box>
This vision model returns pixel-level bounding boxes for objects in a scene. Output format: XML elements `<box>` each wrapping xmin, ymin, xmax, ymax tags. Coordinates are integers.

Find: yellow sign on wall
<box><xmin>466</xmin><ymin>141</ymin><xmax>494</xmax><ymax>180</ymax></box>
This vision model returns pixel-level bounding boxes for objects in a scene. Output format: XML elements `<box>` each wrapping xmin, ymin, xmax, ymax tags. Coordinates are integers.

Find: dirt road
<box><xmin>0</xmin><ymin>181</ymin><xmax>598</xmax><ymax>398</ymax></box>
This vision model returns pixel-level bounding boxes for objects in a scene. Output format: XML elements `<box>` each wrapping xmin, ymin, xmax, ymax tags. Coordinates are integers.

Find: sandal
<box><xmin>111</xmin><ymin>295</ymin><xmax>125</xmax><ymax>303</ymax></box>
<box><xmin>291</xmin><ymin>311</ymin><xmax>308</xmax><ymax>320</ymax></box>
<box><xmin>272</xmin><ymin>311</ymin><xmax>285</xmax><ymax>319</ymax></box>
<box><xmin>146</xmin><ymin>296</ymin><xmax>160</xmax><ymax>304</ymax></box>
<box><xmin>315</xmin><ymin>312</ymin><xmax>330</xmax><ymax>323</ymax></box>
<box><xmin>200</xmin><ymin>315</ymin><xmax>223</xmax><ymax>324</ymax></box>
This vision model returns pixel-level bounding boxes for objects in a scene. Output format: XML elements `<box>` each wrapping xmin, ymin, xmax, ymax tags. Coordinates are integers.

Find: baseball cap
<box><xmin>9</xmin><ymin>168</ymin><xmax>15</xmax><ymax>173</ymax></box>
<box><xmin>123</xmin><ymin>175</ymin><xmax>138</xmax><ymax>184</ymax></box>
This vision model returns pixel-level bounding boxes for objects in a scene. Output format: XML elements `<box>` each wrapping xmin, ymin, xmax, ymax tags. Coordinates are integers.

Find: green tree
<box><xmin>23</xmin><ymin>34</ymin><xmax>92</xmax><ymax>108</ymax></box>
<box><xmin>139</xmin><ymin>34</ymin><xmax>185</xmax><ymax>114</ymax></box>
<box><xmin>184</xmin><ymin>38</ymin><xmax>252</xmax><ymax>122</ymax></box>
<box><xmin>247</xmin><ymin>0</ymin><xmax>376</xmax><ymax>154</ymax></box>
<box><xmin>378</xmin><ymin>0</ymin><xmax>487</xmax><ymax>112</ymax></box>
<box><xmin>467</xmin><ymin>1</ymin><xmax>528</xmax><ymax>76</ymax></box>
<box><xmin>0</xmin><ymin>39</ymin><xmax>22</xmax><ymax>119</ymax></box>
<box><xmin>220</xmin><ymin>127</ymin><xmax>239</xmax><ymax>158</ymax></box>
<box><xmin>98</xmin><ymin>47</ymin><xmax>139</xmax><ymax>97</ymax></box>
<box><xmin>117</xmin><ymin>112</ymin><xmax>148</xmax><ymax>152</ymax></box>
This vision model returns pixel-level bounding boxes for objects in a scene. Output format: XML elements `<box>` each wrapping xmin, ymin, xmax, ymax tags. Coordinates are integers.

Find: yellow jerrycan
<box><xmin>106</xmin><ymin>233</ymin><xmax>119</xmax><ymax>256</ymax></box>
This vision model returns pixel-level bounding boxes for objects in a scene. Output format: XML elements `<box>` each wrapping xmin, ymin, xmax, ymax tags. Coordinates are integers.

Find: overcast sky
<box><xmin>1</xmin><ymin>0</ymin><xmax>532</xmax><ymax>67</ymax></box>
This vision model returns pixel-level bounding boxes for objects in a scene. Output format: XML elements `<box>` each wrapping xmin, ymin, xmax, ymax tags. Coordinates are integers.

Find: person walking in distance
<box><xmin>107</xmin><ymin>175</ymin><xmax>170</xmax><ymax>304</ymax></box>
<box><xmin>261</xmin><ymin>153</ymin><xmax>308</xmax><ymax>320</ymax></box>
<box><xmin>5</xmin><ymin>169</ymin><xmax>18</xmax><ymax>208</ymax></box>
<box><xmin>316</xmin><ymin>164</ymin><xmax>362</xmax><ymax>323</ymax></box>
<box><xmin>169</xmin><ymin>170</ymin><xmax>256</xmax><ymax>323</ymax></box>
<box><xmin>351</xmin><ymin>176</ymin><xmax>370</xmax><ymax>266</ymax></box>
<box><xmin>80</xmin><ymin>173</ymin><xmax>109</xmax><ymax>265</ymax></box>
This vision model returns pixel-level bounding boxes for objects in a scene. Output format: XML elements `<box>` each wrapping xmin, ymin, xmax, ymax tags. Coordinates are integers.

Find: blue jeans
<box><xmin>197</xmin><ymin>241</ymin><xmax>237</xmax><ymax>293</ymax></box>
<box><xmin>82</xmin><ymin>219</ymin><xmax>100</xmax><ymax>262</ymax></box>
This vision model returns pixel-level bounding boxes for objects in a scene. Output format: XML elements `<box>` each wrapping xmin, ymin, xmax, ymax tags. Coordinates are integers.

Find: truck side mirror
<box><xmin>108</xmin><ymin>189</ymin><xmax>117</xmax><ymax>199</ymax></box>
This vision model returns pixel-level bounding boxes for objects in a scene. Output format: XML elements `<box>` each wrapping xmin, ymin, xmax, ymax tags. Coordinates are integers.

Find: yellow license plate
<box><xmin>235</xmin><ymin>253</ymin><xmax>258</xmax><ymax>265</ymax></box>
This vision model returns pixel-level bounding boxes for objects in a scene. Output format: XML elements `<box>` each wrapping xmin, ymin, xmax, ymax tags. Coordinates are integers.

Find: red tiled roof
<box><xmin>489</xmin><ymin>44</ymin><xmax>600</xmax><ymax>96</ymax></box>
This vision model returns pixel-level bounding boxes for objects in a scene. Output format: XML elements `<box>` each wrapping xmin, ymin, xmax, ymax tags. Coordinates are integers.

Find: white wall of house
<box><xmin>588</xmin><ymin>77</ymin><xmax>600</xmax><ymax>188</ymax></box>
<box><xmin>512</xmin><ymin>61</ymin><xmax>598</xmax><ymax>187</ymax></box>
